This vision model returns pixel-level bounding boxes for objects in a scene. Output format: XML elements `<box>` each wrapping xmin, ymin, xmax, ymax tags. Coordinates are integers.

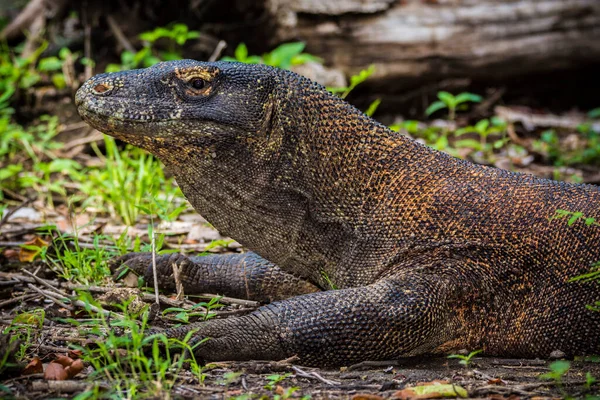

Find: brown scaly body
<box><xmin>75</xmin><ymin>60</ymin><xmax>600</xmax><ymax>366</ymax></box>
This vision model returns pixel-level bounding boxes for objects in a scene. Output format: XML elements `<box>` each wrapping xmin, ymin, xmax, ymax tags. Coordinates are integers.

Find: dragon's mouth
<box><xmin>76</xmin><ymin>105</ymin><xmax>182</xmax><ymax>135</ymax></box>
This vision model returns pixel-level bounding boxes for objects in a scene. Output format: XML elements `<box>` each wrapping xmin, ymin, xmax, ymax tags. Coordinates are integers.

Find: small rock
<box><xmin>187</xmin><ymin>224</ymin><xmax>222</xmax><ymax>242</ymax></box>
<box><xmin>3</xmin><ymin>207</ymin><xmax>41</xmax><ymax>222</ymax></box>
<box><xmin>549</xmin><ymin>350</ymin><xmax>566</xmax><ymax>359</ymax></box>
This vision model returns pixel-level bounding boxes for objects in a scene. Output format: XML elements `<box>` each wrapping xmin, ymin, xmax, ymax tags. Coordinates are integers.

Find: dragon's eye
<box><xmin>190</xmin><ymin>78</ymin><xmax>206</xmax><ymax>90</ymax></box>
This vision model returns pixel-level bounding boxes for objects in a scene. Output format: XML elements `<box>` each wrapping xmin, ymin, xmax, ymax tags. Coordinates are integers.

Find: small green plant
<box><xmin>539</xmin><ymin>360</ymin><xmax>572</xmax><ymax>398</ymax></box>
<box><xmin>425</xmin><ymin>91</ymin><xmax>482</xmax><ymax>120</ymax></box>
<box><xmin>537</xmin><ymin>123</ymin><xmax>600</xmax><ymax>166</ymax></box>
<box><xmin>223</xmin><ymin>42</ymin><xmax>321</xmax><ymax>70</ymax></box>
<box><xmin>1</xmin><ymin>309</ymin><xmax>45</xmax><ymax>370</ymax></box>
<box><xmin>106</xmin><ymin>23</ymin><xmax>200</xmax><ymax>72</ymax></box>
<box><xmin>447</xmin><ymin>349</ymin><xmax>482</xmax><ymax>367</ymax></box>
<box><xmin>163</xmin><ymin>296</ymin><xmax>224</xmax><ymax>323</ymax></box>
<box><xmin>68</xmin><ymin>293</ymin><xmax>205</xmax><ymax>398</ymax></box>
<box><xmin>390</xmin><ymin>120</ymin><xmax>461</xmax><ymax>157</ymax></box>
<box><xmin>550</xmin><ymin>209</ymin><xmax>599</xmax><ymax>227</ymax></box>
<box><xmin>328</xmin><ymin>65</ymin><xmax>375</xmax><ymax>99</ymax></box>
<box><xmin>364</xmin><ymin>99</ymin><xmax>381</xmax><ymax>117</ymax></box>
<box><xmin>320</xmin><ymin>270</ymin><xmax>338</xmax><ymax>290</ymax></box>
<box><xmin>264</xmin><ymin>373</ymin><xmax>292</xmax><ymax>390</ymax></box>
<box><xmin>37</xmin><ymin>47</ymin><xmax>91</xmax><ymax>89</ymax></box>
<box><xmin>586</xmin><ymin>372</ymin><xmax>597</xmax><ymax>390</ymax></box>
<box><xmin>42</xmin><ymin>229</ymin><xmax>117</xmax><ymax>285</ymax></box>
<box><xmin>551</xmin><ymin>210</ymin><xmax>600</xmax><ymax>312</ymax></box>
<box><xmin>454</xmin><ymin>117</ymin><xmax>508</xmax><ymax>157</ymax></box>
<box><xmin>218</xmin><ymin>371</ymin><xmax>243</xmax><ymax>386</ymax></box>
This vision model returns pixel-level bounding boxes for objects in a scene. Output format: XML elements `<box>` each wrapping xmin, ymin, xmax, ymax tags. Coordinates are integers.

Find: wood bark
<box><xmin>267</xmin><ymin>0</ymin><xmax>600</xmax><ymax>89</ymax></box>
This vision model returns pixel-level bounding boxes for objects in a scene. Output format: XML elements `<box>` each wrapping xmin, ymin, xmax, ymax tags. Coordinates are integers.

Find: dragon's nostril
<box><xmin>93</xmin><ymin>83</ymin><xmax>111</xmax><ymax>94</ymax></box>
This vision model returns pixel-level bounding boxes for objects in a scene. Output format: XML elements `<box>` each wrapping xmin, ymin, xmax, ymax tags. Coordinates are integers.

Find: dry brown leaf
<box><xmin>22</xmin><ymin>357</ymin><xmax>43</xmax><ymax>375</ymax></box>
<box><xmin>275</xmin><ymin>386</ymin><xmax>285</xmax><ymax>395</ymax></box>
<box><xmin>18</xmin><ymin>236</ymin><xmax>48</xmax><ymax>262</ymax></box>
<box><xmin>66</xmin><ymin>359</ymin><xmax>84</xmax><ymax>378</ymax></box>
<box><xmin>53</xmin><ymin>355</ymin><xmax>74</xmax><ymax>367</ymax></box>
<box><xmin>3</xmin><ymin>248</ymin><xmax>19</xmax><ymax>260</ymax></box>
<box><xmin>352</xmin><ymin>394</ymin><xmax>385</xmax><ymax>400</ymax></box>
<box><xmin>68</xmin><ymin>350</ymin><xmax>83</xmax><ymax>359</ymax></box>
<box><xmin>44</xmin><ymin>362</ymin><xmax>68</xmax><ymax>381</ymax></box>
<box><xmin>393</xmin><ymin>389</ymin><xmax>443</xmax><ymax>400</ymax></box>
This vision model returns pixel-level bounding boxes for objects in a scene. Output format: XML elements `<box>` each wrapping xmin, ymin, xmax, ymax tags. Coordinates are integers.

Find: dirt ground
<box><xmin>2</xmin><ymin>341</ymin><xmax>600</xmax><ymax>399</ymax></box>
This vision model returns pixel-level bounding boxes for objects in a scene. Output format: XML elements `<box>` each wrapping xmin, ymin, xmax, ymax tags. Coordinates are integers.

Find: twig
<box><xmin>37</xmin><ymin>344</ymin><xmax>73</xmax><ymax>354</ymax></box>
<box><xmin>27</xmin><ymin>284</ymin><xmax>75</xmax><ymax>311</ymax></box>
<box><xmin>0</xmin><ymin>293</ymin><xmax>40</xmax><ymax>308</ymax></box>
<box><xmin>61</xmin><ymin>129</ymin><xmax>104</xmax><ymax>151</ymax></box>
<box><xmin>347</xmin><ymin>359</ymin><xmax>400</xmax><ymax>370</ymax></box>
<box><xmin>21</xmin><ymin>13</ymin><xmax>45</xmax><ymax>58</ymax></box>
<box><xmin>21</xmin><ymin>269</ymin><xmax>70</xmax><ymax>298</ymax></box>
<box><xmin>0</xmin><ymin>0</ymin><xmax>45</xmax><ymax>40</ymax></box>
<box><xmin>275</xmin><ymin>355</ymin><xmax>300</xmax><ymax>365</ymax></box>
<box><xmin>171</xmin><ymin>261</ymin><xmax>184</xmax><ymax>301</ymax></box>
<box><xmin>151</xmin><ymin>229</ymin><xmax>160</xmax><ymax>306</ymax></box>
<box><xmin>71</xmin><ymin>299</ymin><xmax>114</xmax><ymax>317</ymax></box>
<box><xmin>31</xmin><ymin>380</ymin><xmax>110</xmax><ymax>393</ymax></box>
<box><xmin>63</xmin><ymin>283</ymin><xmax>198</xmax><ymax>309</ymax></box>
<box><xmin>473</xmin><ymin>369</ymin><xmax>506</xmax><ymax>384</ymax></box>
<box><xmin>83</xmin><ymin>5</ymin><xmax>93</xmax><ymax>80</ymax></box>
<box><xmin>106</xmin><ymin>15</ymin><xmax>136</xmax><ymax>53</ymax></box>
<box><xmin>292</xmin><ymin>366</ymin><xmax>341</xmax><ymax>386</ymax></box>
<box><xmin>0</xmin><ymin>279</ymin><xmax>20</xmax><ymax>287</ymax></box>
<box><xmin>472</xmin><ymin>87</ymin><xmax>506</xmax><ymax>116</ymax></box>
<box><xmin>194</xmin><ymin>294</ymin><xmax>259</xmax><ymax>308</ymax></box>
<box><xmin>495</xmin><ymin>105</ymin><xmax>600</xmax><ymax>132</ymax></box>
<box><xmin>0</xmin><ymin>272</ymin><xmax>57</xmax><ymax>285</ymax></box>
<box><xmin>208</xmin><ymin>40</ymin><xmax>227</xmax><ymax>62</ymax></box>
<box><xmin>0</xmin><ymin>241</ymin><xmax>106</xmax><ymax>250</ymax></box>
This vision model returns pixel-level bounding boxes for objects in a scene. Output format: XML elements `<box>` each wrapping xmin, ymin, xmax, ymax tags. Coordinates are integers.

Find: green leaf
<box><xmin>364</xmin><ymin>99</ymin><xmax>381</xmax><ymax>117</ymax></box>
<box><xmin>51</xmin><ymin>73</ymin><xmax>66</xmax><ymax>89</ymax></box>
<box><xmin>454</xmin><ymin>139</ymin><xmax>482</xmax><ymax>150</ymax></box>
<box><xmin>0</xmin><ymin>164</ymin><xmax>22</xmax><ymax>180</ymax></box>
<box><xmin>567</xmin><ymin>212</ymin><xmax>583</xmax><ymax>226</ymax></box>
<box><xmin>474</xmin><ymin>119</ymin><xmax>490</xmax><ymax>133</ymax></box>
<box><xmin>265</xmin><ymin>42</ymin><xmax>306</xmax><ymax>69</ymax></box>
<box><xmin>291</xmin><ymin>53</ymin><xmax>323</xmax><ymax>66</ymax></box>
<box><xmin>235</xmin><ymin>43</ymin><xmax>248</xmax><ymax>61</ymax></box>
<box><xmin>455</xmin><ymin>92</ymin><xmax>483</xmax><ymax>104</ymax></box>
<box><xmin>105</xmin><ymin>64</ymin><xmax>122</xmax><ymax>73</ymax></box>
<box><xmin>38</xmin><ymin>57</ymin><xmax>63</xmax><ymax>72</ymax></box>
<box><xmin>425</xmin><ymin>100</ymin><xmax>447</xmax><ymax>116</ymax></box>
<box><xmin>437</xmin><ymin>91</ymin><xmax>455</xmax><ymax>107</ymax></box>
<box><xmin>58</xmin><ymin>47</ymin><xmax>72</xmax><ymax>60</ymax></box>
<box><xmin>588</xmin><ymin>107</ymin><xmax>600</xmax><ymax>119</ymax></box>
<box><xmin>455</xmin><ymin>126</ymin><xmax>476</xmax><ymax>136</ymax></box>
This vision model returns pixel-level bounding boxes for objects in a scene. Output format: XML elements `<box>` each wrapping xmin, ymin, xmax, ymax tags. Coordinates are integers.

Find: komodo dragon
<box><xmin>75</xmin><ymin>60</ymin><xmax>600</xmax><ymax>366</ymax></box>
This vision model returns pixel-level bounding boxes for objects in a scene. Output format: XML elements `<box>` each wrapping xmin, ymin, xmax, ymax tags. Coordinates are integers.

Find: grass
<box><xmin>448</xmin><ymin>349</ymin><xmax>482</xmax><ymax>367</ymax></box>
<box><xmin>65</xmin><ymin>293</ymin><xmax>207</xmax><ymax>399</ymax></box>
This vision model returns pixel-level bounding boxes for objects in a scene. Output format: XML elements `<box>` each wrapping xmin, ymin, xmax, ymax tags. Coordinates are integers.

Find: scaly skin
<box><xmin>75</xmin><ymin>60</ymin><xmax>600</xmax><ymax>366</ymax></box>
